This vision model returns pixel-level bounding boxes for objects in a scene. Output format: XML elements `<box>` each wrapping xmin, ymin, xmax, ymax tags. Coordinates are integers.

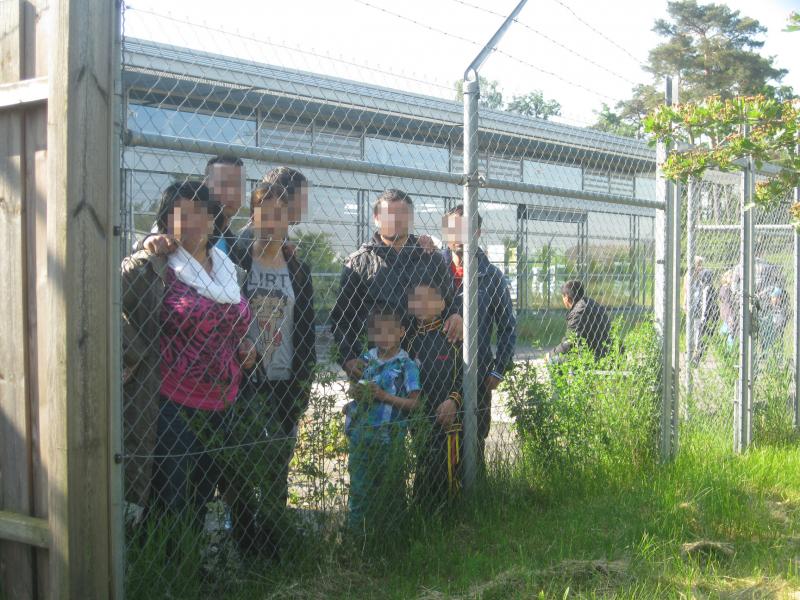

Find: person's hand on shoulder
<box><xmin>417</xmin><ymin>235</ymin><xmax>438</xmax><ymax>255</ymax></box>
<box><xmin>143</xmin><ymin>234</ymin><xmax>179</xmax><ymax>256</ymax></box>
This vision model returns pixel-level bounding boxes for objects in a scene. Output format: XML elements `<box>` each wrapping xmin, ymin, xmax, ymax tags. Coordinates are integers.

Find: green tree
<box><xmin>455</xmin><ymin>78</ymin><xmax>561</xmax><ymax>118</ymax></box>
<box><xmin>645</xmin><ymin>95</ymin><xmax>800</xmax><ymax>227</ymax></box>
<box><xmin>592</xmin><ymin>84</ymin><xmax>661</xmax><ymax>138</ymax></box>
<box><xmin>594</xmin><ymin>0</ymin><xmax>790</xmax><ymax>138</ymax></box>
<box><xmin>292</xmin><ymin>230</ymin><xmax>340</xmax><ymax>272</ymax></box>
<box><xmin>506</xmin><ymin>90</ymin><xmax>561</xmax><ymax>120</ymax></box>
<box><xmin>454</xmin><ymin>76</ymin><xmax>504</xmax><ymax>110</ymax></box>
<box><xmin>785</xmin><ymin>11</ymin><xmax>799</xmax><ymax>32</ymax></box>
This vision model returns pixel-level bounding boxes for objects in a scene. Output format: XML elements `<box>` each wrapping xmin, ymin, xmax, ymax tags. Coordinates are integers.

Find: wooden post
<box><xmin>45</xmin><ymin>0</ymin><xmax>116</xmax><ymax>596</ymax></box>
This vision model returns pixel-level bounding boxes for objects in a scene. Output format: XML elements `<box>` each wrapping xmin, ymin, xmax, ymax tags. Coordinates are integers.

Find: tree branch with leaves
<box><xmin>644</xmin><ymin>95</ymin><xmax>800</xmax><ymax>228</ymax></box>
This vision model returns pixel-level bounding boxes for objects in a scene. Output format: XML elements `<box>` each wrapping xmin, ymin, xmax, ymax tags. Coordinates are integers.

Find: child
<box><xmin>406</xmin><ymin>278</ymin><xmax>463</xmax><ymax>510</ymax></box>
<box><xmin>344</xmin><ymin>305</ymin><xmax>421</xmax><ymax>533</ymax></box>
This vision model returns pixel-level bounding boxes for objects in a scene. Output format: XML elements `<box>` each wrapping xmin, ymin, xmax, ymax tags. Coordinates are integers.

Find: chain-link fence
<box><xmin>683</xmin><ymin>172</ymin><xmax>740</xmax><ymax>450</ymax></box>
<box><xmin>683</xmin><ymin>165</ymin><xmax>799</xmax><ymax>455</ymax></box>
<box><xmin>112</xmin><ymin>4</ymin><xmax>800</xmax><ymax>599</ymax></box>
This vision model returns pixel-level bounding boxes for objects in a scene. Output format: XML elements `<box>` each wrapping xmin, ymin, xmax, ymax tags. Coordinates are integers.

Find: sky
<box><xmin>123</xmin><ymin>0</ymin><xmax>799</xmax><ymax>126</ymax></box>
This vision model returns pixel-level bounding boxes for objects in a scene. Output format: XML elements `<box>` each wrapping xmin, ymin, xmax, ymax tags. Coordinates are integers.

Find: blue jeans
<box><xmin>147</xmin><ymin>399</ymin><xmax>229</xmax><ymax>528</ymax></box>
<box><xmin>347</xmin><ymin>425</ymin><xmax>409</xmax><ymax>533</ymax></box>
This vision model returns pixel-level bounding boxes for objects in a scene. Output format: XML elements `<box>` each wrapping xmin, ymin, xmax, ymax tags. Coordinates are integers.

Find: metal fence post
<box><xmin>685</xmin><ymin>178</ymin><xmax>696</xmax><ymax>396</ymax></box>
<box><xmin>794</xmin><ymin>167</ymin><xmax>800</xmax><ymax>429</ymax></box>
<box><xmin>670</xmin><ymin>77</ymin><xmax>682</xmax><ymax>446</ymax></box>
<box><xmin>458</xmin><ymin>0</ymin><xmax>528</xmax><ymax>490</ymax></box>
<box><xmin>735</xmin><ymin>127</ymin><xmax>754</xmax><ymax>452</ymax></box>
<box><xmin>655</xmin><ymin>77</ymin><xmax>676</xmax><ymax>461</ymax></box>
<box><xmin>462</xmin><ymin>76</ymin><xmax>480</xmax><ymax>490</ymax></box>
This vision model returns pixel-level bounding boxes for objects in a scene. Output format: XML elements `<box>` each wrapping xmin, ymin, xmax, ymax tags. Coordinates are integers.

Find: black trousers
<box><xmin>226</xmin><ymin>377</ymin><xmax>309</xmax><ymax>555</ymax></box>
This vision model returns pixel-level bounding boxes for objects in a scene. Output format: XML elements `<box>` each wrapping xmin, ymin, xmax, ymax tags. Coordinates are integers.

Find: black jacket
<box><xmin>331</xmin><ymin>233</ymin><xmax>456</xmax><ymax>366</ymax></box>
<box><xmin>553</xmin><ymin>296</ymin><xmax>611</xmax><ymax>360</ymax></box>
<box><xmin>444</xmin><ymin>247</ymin><xmax>516</xmax><ymax>380</ymax></box>
<box><xmin>231</xmin><ymin>228</ymin><xmax>316</xmax><ymax>385</ymax></box>
<box><xmin>407</xmin><ymin>319</ymin><xmax>462</xmax><ymax>419</ymax></box>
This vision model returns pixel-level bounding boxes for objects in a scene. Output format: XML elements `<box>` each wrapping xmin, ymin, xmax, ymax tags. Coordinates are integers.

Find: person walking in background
<box><xmin>759</xmin><ymin>287</ymin><xmax>791</xmax><ymax>360</ymax></box>
<box><xmin>121</xmin><ymin>181</ymin><xmax>254</xmax><ymax>541</ymax></box>
<box><xmin>718</xmin><ymin>270</ymin><xmax>739</xmax><ymax>349</ymax></box>
<box><xmin>686</xmin><ymin>256</ymin><xmax>719</xmax><ymax>366</ymax></box>
<box><xmin>440</xmin><ymin>204</ymin><xmax>516</xmax><ymax>473</ymax></box>
<box><xmin>549</xmin><ymin>280</ymin><xmax>611</xmax><ymax>363</ymax></box>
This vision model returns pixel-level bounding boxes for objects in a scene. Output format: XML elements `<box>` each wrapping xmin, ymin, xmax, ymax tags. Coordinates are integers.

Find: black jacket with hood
<box><xmin>331</xmin><ymin>232</ymin><xmax>456</xmax><ymax>367</ymax></box>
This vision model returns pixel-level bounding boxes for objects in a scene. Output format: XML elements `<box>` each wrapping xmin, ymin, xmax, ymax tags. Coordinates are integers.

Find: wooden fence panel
<box><xmin>0</xmin><ymin>0</ymin><xmax>116</xmax><ymax>597</ymax></box>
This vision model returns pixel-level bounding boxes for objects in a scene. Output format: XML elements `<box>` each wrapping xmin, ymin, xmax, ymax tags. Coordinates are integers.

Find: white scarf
<box><xmin>167</xmin><ymin>245</ymin><xmax>241</xmax><ymax>304</ymax></box>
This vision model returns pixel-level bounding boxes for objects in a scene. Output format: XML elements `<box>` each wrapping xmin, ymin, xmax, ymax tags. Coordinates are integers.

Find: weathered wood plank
<box><xmin>0</xmin><ymin>0</ymin><xmax>21</xmax><ymax>84</ymax></box>
<box><xmin>0</xmin><ymin>512</ymin><xmax>49</xmax><ymax>549</ymax></box>
<box><xmin>26</xmin><ymin>102</ymin><xmax>48</xmax><ymax>600</ymax></box>
<box><xmin>26</xmin><ymin>1</ymin><xmax>50</xmax><ymax>595</ymax></box>
<box><xmin>0</xmin><ymin>76</ymin><xmax>47</xmax><ymax>109</ymax></box>
<box><xmin>45</xmin><ymin>0</ymin><xmax>116</xmax><ymax>597</ymax></box>
<box><xmin>0</xmin><ymin>108</ymin><xmax>35</xmax><ymax>600</ymax></box>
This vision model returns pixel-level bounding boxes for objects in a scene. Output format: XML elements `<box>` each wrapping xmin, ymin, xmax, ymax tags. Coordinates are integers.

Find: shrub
<box><xmin>503</xmin><ymin>319</ymin><xmax>661</xmax><ymax>485</ymax></box>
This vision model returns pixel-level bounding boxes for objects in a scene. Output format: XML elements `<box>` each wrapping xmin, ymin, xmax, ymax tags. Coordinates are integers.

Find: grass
<box><xmin>515</xmin><ymin>310</ymin><xmax>652</xmax><ymax>351</ymax></box>
<box><xmin>123</xmin><ymin>322</ymin><xmax>800</xmax><ymax>600</ymax></box>
<box><xmin>224</xmin><ymin>426</ymin><xmax>800</xmax><ymax>600</ymax></box>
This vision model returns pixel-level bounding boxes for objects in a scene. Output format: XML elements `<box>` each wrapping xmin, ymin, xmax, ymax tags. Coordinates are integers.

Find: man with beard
<box><xmin>331</xmin><ymin>189</ymin><xmax>463</xmax><ymax>383</ymax></box>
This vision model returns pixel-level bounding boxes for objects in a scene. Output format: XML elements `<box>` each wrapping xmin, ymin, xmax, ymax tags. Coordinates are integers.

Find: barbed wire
<box><xmin>124</xmin><ymin>4</ymin><xmax>457</xmax><ymax>96</ymax></box>
<box><xmin>494</xmin><ymin>49</ymin><xmax>618</xmax><ymax>103</ymax></box>
<box><xmin>352</xmin><ymin>0</ymin><xmax>483</xmax><ymax>49</ymax></box>
<box><xmin>352</xmin><ymin>0</ymin><xmax>619</xmax><ymax>103</ymax></box>
<box><xmin>449</xmin><ymin>0</ymin><xmax>638</xmax><ymax>86</ymax></box>
<box><xmin>548</xmin><ymin>0</ymin><xmax>646</xmax><ymax>67</ymax></box>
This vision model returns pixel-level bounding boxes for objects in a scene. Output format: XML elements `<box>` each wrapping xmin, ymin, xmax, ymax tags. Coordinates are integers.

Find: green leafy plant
<box><xmin>644</xmin><ymin>95</ymin><xmax>800</xmax><ymax>226</ymax></box>
<box><xmin>503</xmin><ymin>320</ymin><xmax>660</xmax><ymax>484</ymax></box>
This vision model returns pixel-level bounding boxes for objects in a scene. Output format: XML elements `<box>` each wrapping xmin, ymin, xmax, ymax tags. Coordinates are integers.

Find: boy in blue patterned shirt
<box><xmin>344</xmin><ymin>305</ymin><xmax>421</xmax><ymax>533</ymax></box>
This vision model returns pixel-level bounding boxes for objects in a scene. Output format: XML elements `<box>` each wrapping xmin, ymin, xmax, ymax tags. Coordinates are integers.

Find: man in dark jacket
<box><xmin>331</xmin><ymin>189</ymin><xmax>463</xmax><ymax>381</ymax></box>
<box><xmin>551</xmin><ymin>280</ymin><xmax>611</xmax><ymax>361</ymax></box>
<box><xmin>441</xmin><ymin>205</ymin><xmax>516</xmax><ymax>469</ymax></box>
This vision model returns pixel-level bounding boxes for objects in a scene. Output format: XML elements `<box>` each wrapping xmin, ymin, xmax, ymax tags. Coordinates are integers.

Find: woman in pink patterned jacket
<box><xmin>122</xmin><ymin>181</ymin><xmax>254</xmax><ymax>535</ymax></box>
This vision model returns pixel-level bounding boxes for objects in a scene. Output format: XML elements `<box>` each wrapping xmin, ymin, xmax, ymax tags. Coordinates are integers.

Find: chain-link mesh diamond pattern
<box><xmin>118</xmin><ymin>6</ymin><xmax>671</xmax><ymax>597</ymax></box>
<box><xmin>682</xmin><ymin>168</ymin><xmax>798</xmax><ymax>455</ymax></box>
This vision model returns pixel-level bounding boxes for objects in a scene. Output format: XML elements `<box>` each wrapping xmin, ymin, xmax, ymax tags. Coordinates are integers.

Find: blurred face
<box><xmin>441</xmin><ymin>212</ymin><xmax>481</xmax><ymax>257</ymax></box>
<box><xmin>253</xmin><ymin>196</ymin><xmax>289</xmax><ymax>242</ymax></box>
<box><xmin>369</xmin><ymin>315</ymin><xmax>405</xmax><ymax>353</ymax></box>
<box><xmin>287</xmin><ymin>183</ymin><xmax>308</xmax><ymax>225</ymax></box>
<box><xmin>408</xmin><ymin>285</ymin><xmax>445</xmax><ymax>322</ymax></box>
<box><xmin>167</xmin><ymin>197</ymin><xmax>213</xmax><ymax>252</ymax></box>
<box><xmin>206</xmin><ymin>163</ymin><xmax>245</xmax><ymax>219</ymax></box>
<box><xmin>375</xmin><ymin>200</ymin><xmax>412</xmax><ymax>242</ymax></box>
<box><xmin>562</xmin><ymin>293</ymin><xmax>572</xmax><ymax>309</ymax></box>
